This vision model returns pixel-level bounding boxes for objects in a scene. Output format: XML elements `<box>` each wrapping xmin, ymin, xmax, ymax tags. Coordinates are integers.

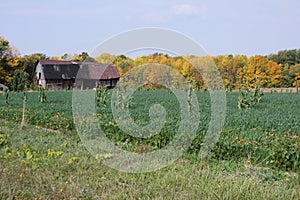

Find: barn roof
<box><xmin>38</xmin><ymin>60</ymin><xmax>120</xmax><ymax>80</ymax></box>
<box><xmin>39</xmin><ymin>60</ymin><xmax>80</xmax><ymax>65</ymax></box>
<box><xmin>77</xmin><ymin>62</ymin><xmax>120</xmax><ymax>80</ymax></box>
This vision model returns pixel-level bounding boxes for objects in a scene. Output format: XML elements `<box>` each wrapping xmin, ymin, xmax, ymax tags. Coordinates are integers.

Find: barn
<box><xmin>35</xmin><ymin>60</ymin><xmax>120</xmax><ymax>89</ymax></box>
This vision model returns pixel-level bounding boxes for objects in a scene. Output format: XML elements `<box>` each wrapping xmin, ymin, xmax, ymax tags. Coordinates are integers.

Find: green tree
<box><xmin>281</xmin><ymin>64</ymin><xmax>294</xmax><ymax>87</ymax></box>
<box><xmin>20</xmin><ymin>53</ymin><xmax>47</xmax><ymax>86</ymax></box>
<box><xmin>61</xmin><ymin>53</ymin><xmax>70</xmax><ymax>60</ymax></box>
<box><xmin>268</xmin><ymin>49</ymin><xmax>300</xmax><ymax>66</ymax></box>
<box><xmin>11</xmin><ymin>69</ymin><xmax>28</xmax><ymax>92</ymax></box>
<box><xmin>78</xmin><ymin>52</ymin><xmax>95</xmax><ymax>62</ymax></box>
<box><xmin>69</xmin><ymin>52</ymin><xmax>96</xmax><ymax>62</ymax></box>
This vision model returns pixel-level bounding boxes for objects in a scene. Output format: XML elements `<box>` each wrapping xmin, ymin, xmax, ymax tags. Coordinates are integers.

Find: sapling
<box><xmin>3</xmin><ymin>88</ymin><xmax>9</xmax><ymax>106</ymax></box>
<box><xmin>187</xmin><ymin>84</ymin><xmax>192</xmax><ymax>112</ymax></box>
<box><xmin>238</xmin><ymin>87</ymin><xmax>251</xmax><ymax>109</ymax></box>
<box><xmin>20</xmin><ymin>92</ymin><xmax>27</xmax><ymax>130</ymax></box>
<box><xmin>237</xmin><ymin>82</ymin><xmax>263</xmax><ymax>109</ymax></box>
<box><xmin>96</xmin><ymin>85</ymin><xmax>107</xmax><ymax>109</ymax></box>
<box><xmin>38</xmin><ymin>86</ymin><xmax>47</xmax><ymax>102</ymax></box>
<box><xmin>114</xmin><ymin>87</ymin><xmax>131</xmax><ymax>110</ymax></box>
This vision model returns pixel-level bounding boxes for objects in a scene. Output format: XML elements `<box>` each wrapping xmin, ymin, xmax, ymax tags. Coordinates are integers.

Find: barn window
<box><xmin>38</xmin><ymin>73</ymin><xmax>41</xmax><ymax>79</ymax></box>
<box><xmin>54</xmin><ymin>65</ymin><xmax>60</xmax><ymax>71</ymax></box>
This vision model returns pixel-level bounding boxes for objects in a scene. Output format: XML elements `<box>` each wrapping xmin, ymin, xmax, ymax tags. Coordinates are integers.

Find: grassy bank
<box><xmin>0</xmin><ymin>121</ymin><xmax>299</xmax><ymax>199</ymax></box>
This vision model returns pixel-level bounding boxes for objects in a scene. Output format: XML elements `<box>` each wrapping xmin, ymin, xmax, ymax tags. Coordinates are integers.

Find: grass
<box><xmin>0</xmin><ymin>90</ymin><xmax>299</xmax><ymax>199</ymax></box>
<box><xmin>0</xmin><ymin>120</ymin><xmax>299</xmax><ymax>199</ymax></box>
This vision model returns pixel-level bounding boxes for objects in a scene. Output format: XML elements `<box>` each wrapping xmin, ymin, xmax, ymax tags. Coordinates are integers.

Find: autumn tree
<box><xmin>214</xmin><ymin>55</ymin><xmax>238</xmax><ymax>90</ymax></box>
<box><xmin>291</xmin><ymin>64</ymin><xmax>300</xmax><ymax>88</ymax></box>
<box><xmin>0</xmin><ymin>36</ymin><xmax>20</xmax><ymax>85</ymax></box>
<box><xmin>243</xmin><ymin>55</ymin><xmax>269</xmax><ymax>87</ymax></box>
<box><xmin>95</xmin><ymin>53</ymin><xmax>116</xmax><ymax>64</ymax></box>
<box><xmin>50</xmin><ymin>56</ymin><xmax>63</xmax><ymax>60</ymax></box>
<box><xmin>181</xmin><ymin>60</ymin><xmax>192</xmax><ymax>79</ymax></box>
<box><xmin>232</xmin><ymin>55</ymin><xmax>248</xmax><ymax>88</ymax></box>
<box><xmin>267</xmin><ymin>61</ymin><xmax>282</xmax><ymax>87</ymax></box>
<box><xmin>113</xmin><ymin>55</ymin><xmax>134</xmax><ymax>76</ymax></box>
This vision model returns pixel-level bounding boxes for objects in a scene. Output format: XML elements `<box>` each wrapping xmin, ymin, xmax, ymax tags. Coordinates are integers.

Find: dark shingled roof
<box><xmin>39</xmin><ymin>60</ymin><xmax>80</xmax><ymax>65</ymax></box>
<box><xmin>77</xmin><ymin>62</ymin><xmax>120</xmax><ymax>80</ymax></box>
<box><xmin>39</xmin><ymin>60</ymin><xmax>120</xmax><ymax>80</ymax></box>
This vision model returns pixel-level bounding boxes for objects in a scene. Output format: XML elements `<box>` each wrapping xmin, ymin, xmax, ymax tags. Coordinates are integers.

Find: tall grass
<box><xmin>0</xmin><ymin>121</ymin><xmax>299</xmax><ymax>199</ymax></box>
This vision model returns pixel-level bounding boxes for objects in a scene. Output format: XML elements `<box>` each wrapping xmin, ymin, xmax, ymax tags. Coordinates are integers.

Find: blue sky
<box><xmin>1</xmin><ymin>0</ymin><xmax>300</xmax><ymax>57</ymax></box>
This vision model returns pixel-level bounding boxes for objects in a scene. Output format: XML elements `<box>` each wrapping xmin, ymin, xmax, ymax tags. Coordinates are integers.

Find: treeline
<box><xmin>1</xmin><ymin>36</ymin><xmax>300</xmax><ymax>91</ymax></box>
<box><xmin>104</xmin><ymin>52</ymin><xmax>300</xmax><ymax>90</ymax></box>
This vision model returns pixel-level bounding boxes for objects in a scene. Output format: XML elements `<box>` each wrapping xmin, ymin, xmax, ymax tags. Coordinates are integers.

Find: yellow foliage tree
<box><xmin>181</xmin><ymin>60</ymin><xmax>192</xmax><ymax>78</ymax></box>
<box><xmin>95</xmin><ymin>53</ymin><xmax>116</xmax><ymax>64</ymax></box>
<box><xmin>232</xmin><ymin>55</ymin><xmax>248</xmax><ymax>88</ymax></box>
<box><xmin>292</xmin><ymin>64</ymin><xmax>300</xmax><ymax>88</ymax></box>
<box><xmin>243</xmin><ymin>55</ymin><xmax>268</xmax><ymax>88</ymax></box>
<box><xmin>267</xmin><ymin>61</ymin><xmax>282</xmax><ymax>87</ymax></box>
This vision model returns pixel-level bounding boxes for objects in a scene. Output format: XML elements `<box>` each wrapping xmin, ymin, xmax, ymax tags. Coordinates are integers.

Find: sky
<box><xmin>1</xmin><ymin>0</ymin><xmax>300</xmax><ymax>57</ymax></box>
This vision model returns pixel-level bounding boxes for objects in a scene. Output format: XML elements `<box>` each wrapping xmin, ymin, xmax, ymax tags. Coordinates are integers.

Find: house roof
<box><xmin>38</xmin><ymin>60</ymin><xmax>120</xmax><ymax>80</ymax></box>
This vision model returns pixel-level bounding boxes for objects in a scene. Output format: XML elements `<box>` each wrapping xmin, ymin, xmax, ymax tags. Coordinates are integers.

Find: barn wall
<box><xmin>35</xmin><ymin>63</ymin><xmax>46</xmax><ymax>88</ymax></box>
<box><xmin>46</xmin><ymin>79</ymin><xmax>75</xmax><ymax>90</ymax></box>
<box><xmin>74</xmin><ymin>79</ymin><xmax>97</xmax><ymax>90</ymax></box>
<box><xmin>99</xmin><ymin>78</ymin><xmax>119</xmax><ymax>88</ymax></box>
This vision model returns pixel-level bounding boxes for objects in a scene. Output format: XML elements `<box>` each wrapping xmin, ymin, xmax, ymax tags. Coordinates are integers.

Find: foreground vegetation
<box><xmin>0</xmin><ymin>121</ymin><xmax>299</xmax><ymax>199</ymax></box>
<box><xmin>0</xmin><ymin>90</ymin><xmax>299</xmax><ymax>199</ymax></box>
<box><xmin>0</xmin><ymin>90</ymin><xmax>299</xmax><ymax>170</ymax></box>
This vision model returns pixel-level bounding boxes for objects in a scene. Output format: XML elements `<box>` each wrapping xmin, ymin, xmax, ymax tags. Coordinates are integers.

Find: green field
<box><xmin>0</xmin><ymin>90</ymin><xmax>299</xmax><ymax>199</ymax></box>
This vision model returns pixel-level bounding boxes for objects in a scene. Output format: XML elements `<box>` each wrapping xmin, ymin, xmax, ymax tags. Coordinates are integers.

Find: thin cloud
<box><xmin>1</xmin><ymin>2</ymin><xmax>207</xmax><ymax>23</ymax></box>
<box><xmin>172</xmin><ymin>4</ymin><xmax>200</xmax><ymax>16</ymax></box>
<box><xmin>0</xmin><ymin>1</ymin><xmax>113</xmax><ymax>18</ymax></box>
<box><xmin>130</xmin><ymin>4</ymin><xmax>208</xmax><ymax>23</ymax></box>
